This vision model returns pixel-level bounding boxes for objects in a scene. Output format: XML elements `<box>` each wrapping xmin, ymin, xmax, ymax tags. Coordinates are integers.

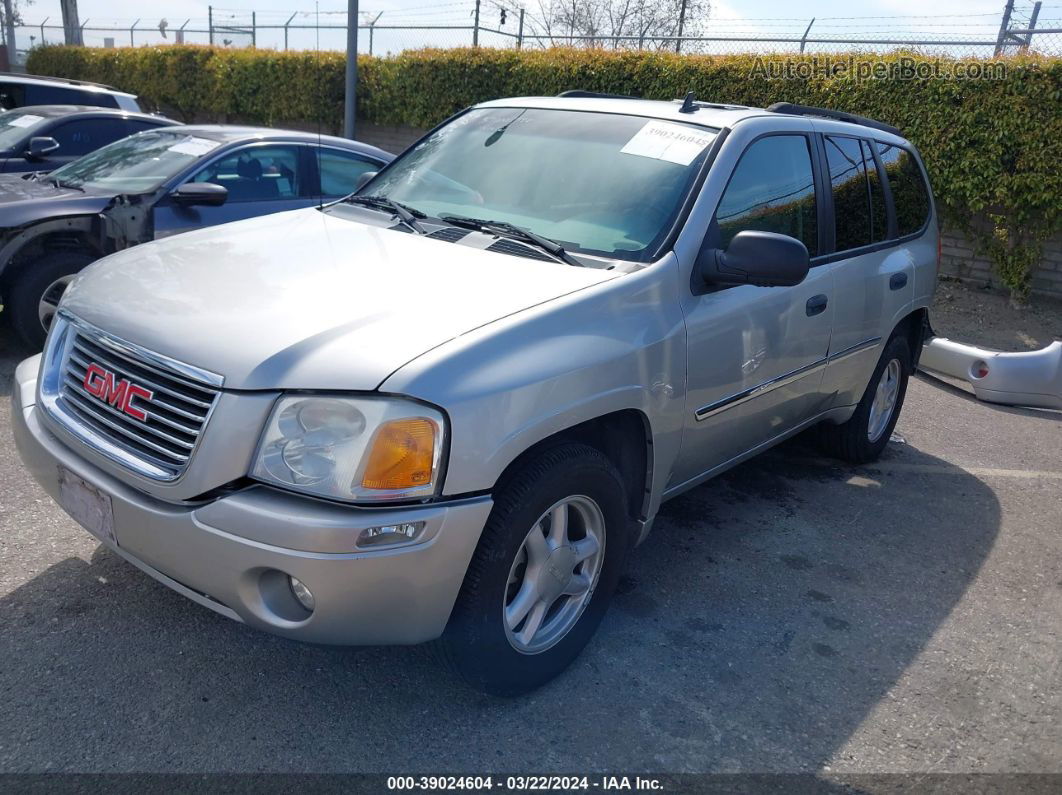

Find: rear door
<box><xmin>152</xmin><ymin>143</ymin><xmax>316</xmax><ymax>239</ymax></box>
<box><xmin>26</xmin><ymin>117</ymin><xmax>142</xmax><ymax>172</ymax></box>
<box><xmin>673</xmin><ymin>132</ymin><xmax>835</xmax><ymax>490</ymax></box>
<box><xmin>311</xmin><ymin>146</ymin><xmax>388</xmax><ymax>199</ymax></box>
<box><xmin>819</xmin><ymin>133</ymin><xmax>917</xmax><ymax>408</ymax></box>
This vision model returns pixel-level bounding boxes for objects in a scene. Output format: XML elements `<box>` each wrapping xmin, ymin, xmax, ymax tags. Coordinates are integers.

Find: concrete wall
<box><xmin>354</xmin><ymin>122</ymin><xmax>1062</xmax><ymax>298</ymax></box>
<box><xmin>939</xmin><ymin>226</ymin><xmax>1062</xmax><ymax>298</ymax></box>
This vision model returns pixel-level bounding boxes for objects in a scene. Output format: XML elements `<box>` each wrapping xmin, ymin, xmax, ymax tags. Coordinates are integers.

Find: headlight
<box><xmin>251</xmin><ymin>395</ymin><xmax>445</xmax><ymax>502</ymax></box>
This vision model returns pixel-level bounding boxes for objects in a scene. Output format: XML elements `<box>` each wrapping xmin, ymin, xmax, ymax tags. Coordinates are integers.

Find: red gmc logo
<box><xmin>83</xmin><ymin>363</ymin><xmax>154</xmax><ymax>422</ymax></box>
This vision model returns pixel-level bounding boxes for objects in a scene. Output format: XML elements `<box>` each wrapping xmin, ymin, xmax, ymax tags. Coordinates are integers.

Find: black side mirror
<box><xmin>354</xmin><ymin>170</ymin><xmax>377</xmax><ymax>192</ymax></box>
<box><xmin>25</xmin><ymin>136</ymin><xmax>60</xmax><ymax>160</ymax></box>
<box><xmin>170</xmin><ymin>182</ymin><xmax>229</xmax><ymax>207</ymax></box>
<box><xmin>697</xmin><ymin>230</ymin><xmax>810</xmax><ymax>288</ymax></box>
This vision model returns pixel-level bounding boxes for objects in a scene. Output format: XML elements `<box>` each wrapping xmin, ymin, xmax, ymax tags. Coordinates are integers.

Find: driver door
<box><xmin>152</xmin><ymin>143</ymin><xmax>314</xmax><ymax>239</ymax></box>
<box><xmin>671</xmin><ymin>133</ymin><xmax>835</xmax><ymax>491</ymax></box>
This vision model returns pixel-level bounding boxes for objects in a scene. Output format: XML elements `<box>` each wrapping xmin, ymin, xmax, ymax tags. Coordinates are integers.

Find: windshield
<box><xmin>0</xmin><ymin>109</ymin><xmax>50</xmax><ymax>151</ymax></box>
<box><xmin>346</xmin><ymin>107</ymin><xmax>718</xmax><ymax>262</ymax></box>
<box><xmin>48</xmin><ymin>130</ymin><xmax>223</xmax><ymax>193</ymax></box>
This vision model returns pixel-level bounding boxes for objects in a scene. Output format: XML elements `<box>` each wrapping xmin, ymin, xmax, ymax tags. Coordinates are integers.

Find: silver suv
<box><xmin>12</xmin><ymin>94</ymin><xmax>938</xmax><ymax>694</ymax></box>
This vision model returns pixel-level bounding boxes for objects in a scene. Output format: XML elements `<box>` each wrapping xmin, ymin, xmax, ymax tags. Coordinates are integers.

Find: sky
<box><xmin>7</xmin><ymin>0</ymin><xmax>1050</xmax><ymax>55</ymax></box>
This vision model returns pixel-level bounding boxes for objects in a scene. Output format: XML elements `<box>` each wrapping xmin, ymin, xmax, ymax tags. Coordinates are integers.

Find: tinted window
<box><xmin>862</xmin><ymin>140</ymin><xmax>888</xmax><ymax>243</ymax></box>
<box><xmin>878</xmin><ymin>143</ymin><xmax>930</xmax><ymax>237</ymax></box>
<box><xmin>0</xmin><ymin>82</ymin><xmax>26</xmax><ymax>110</ymax></box>
<box><xmin>318</xmin><ymin>149</ymin><xmax>381</xmax><ymax>196</ymax></box>
<box><xmin>824</xmin><ymin>135</ymin><xmax>873</xmax><ymax>252</ymax></box>
<box><xmin>25</xmin><ymin>84</ymin><xmax>120</xmax><ymax>108</ymax></box>
<box><xmin>190</xmin><ymin>145</ymin><xmax>301</xmax><ymax>202</ymax></box>
<box><xmin>49</xmin><ymin>118</ymin><xmax>135</xmax><ymax>157</ymax></box>
<box><xmin>714</xmin><ymin>134</ymin><xmax>817</xmax><ymax>256</ymax></box>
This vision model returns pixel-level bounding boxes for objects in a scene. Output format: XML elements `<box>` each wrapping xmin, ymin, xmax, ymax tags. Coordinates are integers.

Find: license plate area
<box><xmin>57</xmin><ymin>466</ymin><xmax>116</xmax><ymax>547</ymax></box>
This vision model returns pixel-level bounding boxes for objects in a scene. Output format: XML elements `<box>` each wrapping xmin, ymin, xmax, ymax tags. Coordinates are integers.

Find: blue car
<box><xmin>0</xmin><ymin>125</ymin><xmax>393</xmax><ymax>346</ymax></box>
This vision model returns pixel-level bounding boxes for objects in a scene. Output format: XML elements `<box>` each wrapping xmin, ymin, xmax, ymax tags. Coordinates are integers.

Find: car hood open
<box><xmin>60</xmin><ymin>208</ymin><xmax>617</xmax><ymax>391</ymax></box>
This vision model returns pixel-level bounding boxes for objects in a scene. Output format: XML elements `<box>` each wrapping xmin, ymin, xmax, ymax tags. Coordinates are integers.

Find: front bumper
<box><xmin>12</xmin><ymin>355</ymin><xmax>493</xmax><ymax>645</ymax></box>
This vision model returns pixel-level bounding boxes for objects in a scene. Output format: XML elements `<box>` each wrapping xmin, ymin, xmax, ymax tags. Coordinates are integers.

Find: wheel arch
<box><xmin>0</xmin><ymin>217</ymin><xmax>103</xmax><ymax>297</ymax></box>
<box><xmin>492</xmin><ymin>408</ymin><xmax>653</xmax><ymax>527</ymax></box>
<box><xmin>891</xmin><ymin>306</ymin><xmax>930</xmax><ymax>370</ymax></box>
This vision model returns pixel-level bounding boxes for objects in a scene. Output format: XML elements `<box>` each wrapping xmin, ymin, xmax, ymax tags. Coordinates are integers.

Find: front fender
<box><xmin>0</xmin><ymin>215</ymin><xmax>101</xmax><ymax>279</ymax></box>
<box><xmin>380</xmin><ymin>257</ymin><xmax>688</xmax><ymax>514</ymax></box>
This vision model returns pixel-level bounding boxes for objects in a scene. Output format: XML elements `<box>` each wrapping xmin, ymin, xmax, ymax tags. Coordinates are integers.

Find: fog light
<box><xmin>288</xmin><ymin>576</ymin><xmax>315</xmax><ymax>612</ymax></box>
<box><xmin>357</xmin><ymin>521</ymin><xmax>425</xmax><ymax>549</ymax></box>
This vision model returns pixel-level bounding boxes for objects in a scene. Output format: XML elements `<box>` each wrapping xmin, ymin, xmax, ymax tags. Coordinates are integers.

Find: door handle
<box><xmin>806</xmin><ymin>294</ymin><xmax>828</xmax><ymax>317</ymax></box>
<box><xmin>890</xmin><ymin>272</ymin><xmax>908</xmax><ymax>291</ymax></box>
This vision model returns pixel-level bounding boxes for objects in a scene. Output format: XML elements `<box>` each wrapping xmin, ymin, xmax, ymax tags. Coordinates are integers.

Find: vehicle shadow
<box><xmin>914</xmin><ymin>371</ymin><xmax>1062</xmax><ymax>422</ymax></box>
<box><xmin>0</xmin><ymin>428</ymin><xmax>1000</xmax><ymax>773</ymax></box>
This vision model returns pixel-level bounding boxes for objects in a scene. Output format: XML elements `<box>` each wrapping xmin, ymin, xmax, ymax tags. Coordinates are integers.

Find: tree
<box><xmin>521</xmin><ymin>0</ymin><xmax>711</xmax><ymax>50</ymax></box>
<box><xmin>2</xmin><ymin>0</ymin><xmax>34</xmax><ymax>51</ymax></box>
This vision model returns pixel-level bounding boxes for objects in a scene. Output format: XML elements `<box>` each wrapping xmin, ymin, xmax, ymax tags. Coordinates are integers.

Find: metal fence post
<box><xmin>473</xmin><ymin>0</ymin><xmax>480</xmax><ymax>46</ymax></box>
<box><xmin>995</xmin><ymin>0</ymin><xmax>1015</xmax><ymax>56</ymax></box>
<box><xmin>517</xmin><ymin>8</ymin><xmax>524</xmax><ymax>49</ymax></box>
<box><xmin>344</xmin><ymin>0</ymin><xmax>359</xmax><ymax>140</ymax></box>
<box><xmin>284</xmin><ymin>12</ymin><xmax>295</xmax><ymax>50</ymax></box>
<box><xmin>1023</xmin><ymin>1</ymin><xmax>1042</xmax><ymax>51</ymax></box>
<box><xmin>41</xmin><ymin>16</ymin><xmax>48</xmax><ymax>45</ymax></box>
<box><xmin>208</xmin><ymin>5</ymin><xmax>214</xmax><ymax>46</ymax></box>
<box><xmin>130</xmin><ymin>18</ymin><xmax>138</xmax><ymax>47</ymax></box>
<box><xmin>81</xmin><ymin>18</ymin><xmax>89</xmax><ymax>45</ymax></box>
<box><xmin>368</xmin><ymin>12</ymin><xmax>382</xmax><ymax>55</ymax></box>
<box><xmin>799</xmin><ymin>18</ymin><xmax>815</xmax><ymax>53</ymax></box>
<box><xmin>177</xmin><ymin>19</ymin><xmax>189</xmax><ymax>45</ymax></box>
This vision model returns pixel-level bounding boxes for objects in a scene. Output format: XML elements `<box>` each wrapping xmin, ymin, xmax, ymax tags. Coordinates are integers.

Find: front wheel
<box><xmin>6</xmin><ymin>250</ymin><xmax>97</xmax><ymax>349</ymax></box>
<box><xmin>816</xmin><ymin>334</ymin><xmax>912</xmax><ymax>464</ymax></box>
<box><xmin>440</xmin><ymin>443</ymin><xmax>632</xmax><ymax>696</ymax></box>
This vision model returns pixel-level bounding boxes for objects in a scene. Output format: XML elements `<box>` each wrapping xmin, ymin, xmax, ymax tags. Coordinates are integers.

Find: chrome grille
<box><xmin>55</xmin><ymin>329</ymin><xmax>220</xmax><ymax>479</ymax></box>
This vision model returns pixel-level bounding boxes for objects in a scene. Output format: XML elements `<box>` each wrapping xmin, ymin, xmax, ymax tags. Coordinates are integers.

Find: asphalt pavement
<box><xmin>1</xmin><ymin>332</ymin><xmax>1059</xmax><ymax>775</ymax></box>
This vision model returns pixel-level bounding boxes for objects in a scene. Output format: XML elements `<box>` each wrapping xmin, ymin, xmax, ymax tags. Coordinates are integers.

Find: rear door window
<box><xmin>0</xmin><ymin>82</ymin><xmax>26</xmax><ymax>110</ymax></box>
<box><xmin>317</xmin><ymin>149</ymin><xmax>384</xmax><ymax>196</ymax></box>
<box><xmin>877</xmin><ymin>143</ymin><xmax>931</xmax><ymax>237</ymax></box>
<box><xmin>862</xmin><ymin>140</ymin><xmax>888</xmax><ymax>243</ymax></box>
<box><xmin>713</xmin><ymin>134</ymin><xmax>818</xmax><ymax>256</ymax></box>
<box><xmin>49</xmin><ymin>118</ymin><xmax>137</xmax><ymax>157</ymax></box>
<box><xmin>824</xmin><ymin>135</ymin><xmax>873</xmax><ymax>252</ymax></box>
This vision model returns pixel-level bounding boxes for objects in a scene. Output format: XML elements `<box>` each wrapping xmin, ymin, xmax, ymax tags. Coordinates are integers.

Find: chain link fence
<box><xmin>6</xmin><ymin>4</ymin><xmax>1062</xmax><ymax>64</ymax></box>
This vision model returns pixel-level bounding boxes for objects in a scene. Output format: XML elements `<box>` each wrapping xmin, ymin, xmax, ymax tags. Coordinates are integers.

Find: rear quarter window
<box><xmin>877</xmin><ymin>143</ymin><xmax>931</xmax><ymax>237</ymax></box>
<box><xmin>25</xmin><ymin>84</ymin><xmax>121</xmax><ymax>109</ymax></box>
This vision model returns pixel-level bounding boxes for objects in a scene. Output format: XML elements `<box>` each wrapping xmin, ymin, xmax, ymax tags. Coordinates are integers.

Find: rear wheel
<box><xmin>440</xmin><ymin>443</ymin><xmax>632</xmax><ymax>696</ymax></box>
<box><xmin>816</xmin><ymin>334</ymin><xmax>912</xmax><ymax>464</ymax></box>
<box><xmin>6</xmin><ymin>250</ymin><xmax>96</xmax><ymax>349</ymax></box>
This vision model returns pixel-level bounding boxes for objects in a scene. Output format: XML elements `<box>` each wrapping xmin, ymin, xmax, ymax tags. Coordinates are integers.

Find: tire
<box><xmin>440</xmin><ymin>443</ymin><xmax>633</xmax><ymax>696</ymax></box>
<box><xmin>816</xmin><ymin>334</ymin><xmax>912</xmax><ymax>464</ymax></box>
<box><xmin>6</xmin><ymin>250</ymin><xmax>96</xmax><ymax>349</ymax></box>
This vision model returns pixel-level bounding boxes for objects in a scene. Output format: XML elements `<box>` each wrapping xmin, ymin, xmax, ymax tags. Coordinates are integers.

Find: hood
<box><xmin>61</xmin><ymin>208</ymin><xmax>618</xmax><ymax>391</ymax></box>
<box><xmin>0</xmin><ymin>174</ymin><xmax>114</xmax><ymax>228</ymax></box>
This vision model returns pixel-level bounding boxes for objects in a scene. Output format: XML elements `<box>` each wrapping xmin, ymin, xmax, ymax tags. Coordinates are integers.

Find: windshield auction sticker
<box><xmin>7</xmin><ymin>114</ymin><xmax>44</xmax><ymax>128</ymax></box>
<box><xmin>620</xmin><ymin>120</ymin><xmax>717</xmax><ymax>166</ymax></box>
<box><xmin>168</xmin><ymin>137</ymin><xmax>221</xmax><ymax>156</ymax></box>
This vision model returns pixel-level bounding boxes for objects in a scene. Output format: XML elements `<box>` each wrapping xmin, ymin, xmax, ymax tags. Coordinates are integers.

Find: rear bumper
<box><xmin>12</xmin><ymin>355</ymin><xmax>492</xmax><ymax>645</ymax></box>
<box><xmin>919</xmin><ymin>337</ymin><xmax>1062</xmax><ymax>411</ymax></box>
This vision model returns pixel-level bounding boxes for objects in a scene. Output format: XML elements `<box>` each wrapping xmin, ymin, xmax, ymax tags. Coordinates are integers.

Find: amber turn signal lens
<box><xmin>361</xmin><ymin>417</ymin><xmax>437</xmax><ymax>491</ymax></box>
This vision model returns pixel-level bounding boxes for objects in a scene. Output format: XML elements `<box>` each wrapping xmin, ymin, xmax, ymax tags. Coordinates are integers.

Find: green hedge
<box><xmin>26</xmin><ymin>45</ymin><xmax>1062</xmax><ymax>297</ymax></box>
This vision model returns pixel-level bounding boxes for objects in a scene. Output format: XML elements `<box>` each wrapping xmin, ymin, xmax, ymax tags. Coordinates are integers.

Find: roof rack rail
<box><xmin>766</xmin><ymin>102</ymin><xmax>902</xmax><ymax>138</ymax></box>
<box><xmin>556</xmin><ymin>90</ymin><xmax>642</xmax><ymax>100</ymax></box>
<box><xmin>0</xmin><ymin>71</ymin><xmax>122</xmax><ymax>93</ymax></box>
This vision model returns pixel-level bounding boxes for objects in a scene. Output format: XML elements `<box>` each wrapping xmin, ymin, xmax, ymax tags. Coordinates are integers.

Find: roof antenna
<box><xmin>679</xmin><ymin>91</ymin><xmax>697</xmax><ymax>113</ymax></box>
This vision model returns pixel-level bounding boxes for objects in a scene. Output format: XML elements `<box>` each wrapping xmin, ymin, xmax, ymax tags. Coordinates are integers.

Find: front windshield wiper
<box><xmin>345</xmin><ymin>195</ymin><xmax>426</xmax><ymax>234</ymax></box>
<box><xmin>439</xmin><ymin>214</ymin><xmax>580</xmax><ymax>266</ymax></box>
<box><xmin>49</xmin><ymin>176</ymin><xmax>84</xmax><ymax>193</ymax></box>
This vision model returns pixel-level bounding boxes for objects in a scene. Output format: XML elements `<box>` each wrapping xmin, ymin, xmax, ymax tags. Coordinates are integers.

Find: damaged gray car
<box><xmin>0</xmin><ymin>125</ymin><xmax>392</xmax><ymax>347</ymax></box>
